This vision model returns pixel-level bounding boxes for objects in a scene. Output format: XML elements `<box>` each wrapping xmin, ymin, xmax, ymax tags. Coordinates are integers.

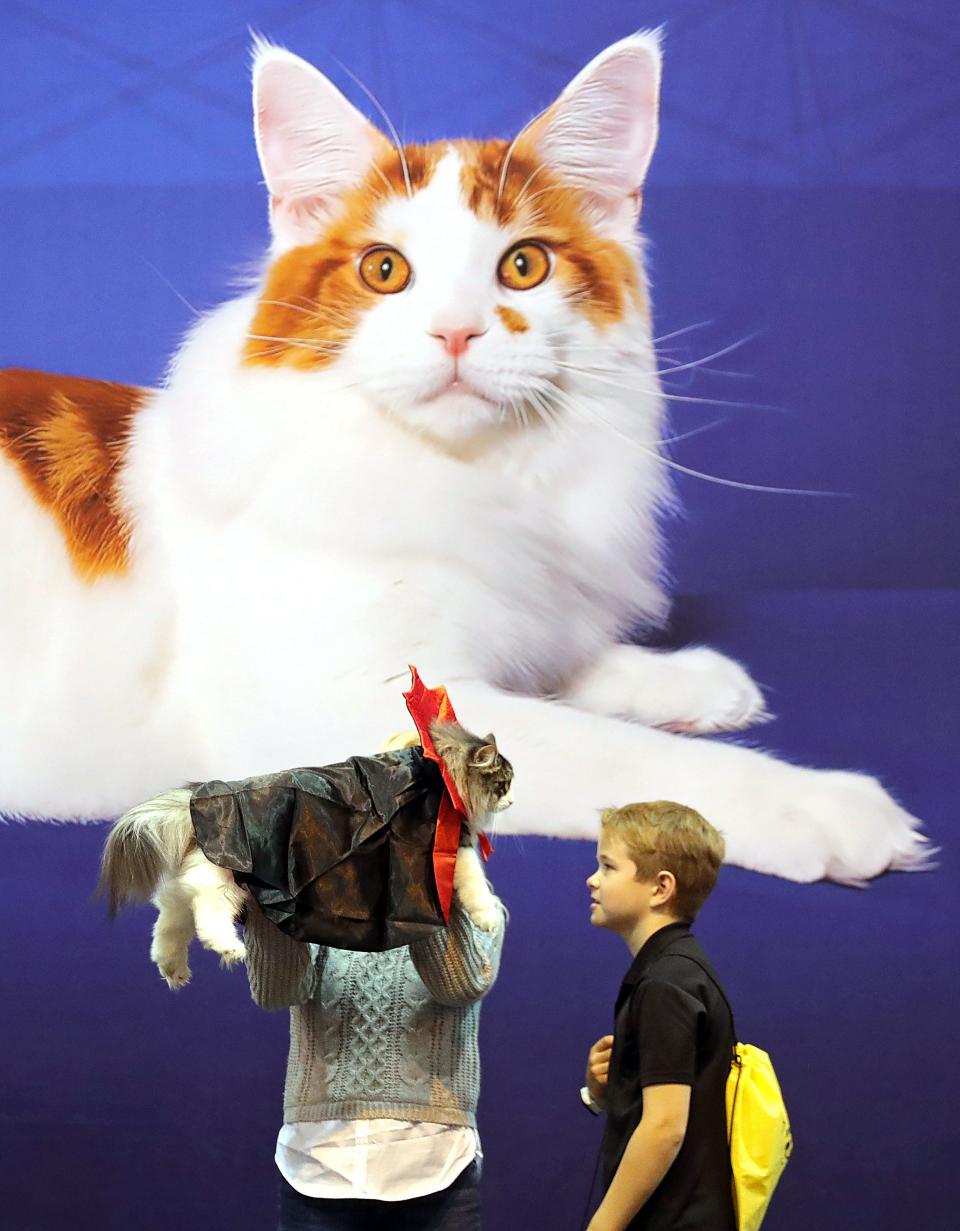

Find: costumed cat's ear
<box><xmin>252</xmin><ymin>41</ymin><xmax>392</xmax><ymax>251</ymax></box>
<box><xmin>516</xmin><ymin>30</ymin><xmax>662</xmax><ymax>235</ymax></box>
<box><xmin>471</xmin><ymin>739</ymin><xmax>498</xmax><ymax>769</ymax></box>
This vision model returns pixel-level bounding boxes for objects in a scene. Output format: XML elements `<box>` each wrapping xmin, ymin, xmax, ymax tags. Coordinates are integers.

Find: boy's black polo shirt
<box><xmin>601</xmin><ymin>921</ymin><xmax>736</xmax><ymax>1231</ymax></box>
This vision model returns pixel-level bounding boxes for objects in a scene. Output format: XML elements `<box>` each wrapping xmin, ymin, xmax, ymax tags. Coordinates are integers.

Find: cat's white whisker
<box><xmin>652</xmin><ymin>320</ymin><xmax>714</xmax><ymax>346</ymax></box>
<box><xmin>495</xmin><ymin>135</ymin><xmax>520</xmax><ymax>211</ymax></box>
<box><xmin>494</xmin><ymin>101</ymin><xmax>550</xmax><ymax>214</ymax></box>
<box><xmin>138</xmin><ymin>257</ymin><xmax>203</xmax><ymax>318</ymax></box>
<box><xmin>555</xmin><ymin>334</ymin><xmax>756</xmax><ymax>382</ymax></box>
<box><xmin>553</xmin><ymin>357</ymin><xmax>786</xmax><ymax>414</ymax></box>
<box><xmin>244</xmin><ymin>332</ymin><xmax>346</xmax><ymax>356</ymax></box>
<box><xmin>657</xmin><ymin>355</ymin><xmax>754</xmax><ymax>383</ymax></box>
<box><xmin>257</xmin><ymin>299</ymin><xmax>321</xmax><ymax>318</ymax></box>
<box><xmin>653</xmin><ymin>336</ymin><xmax>758</xmax><ymax>378</ymax></box>
<box><xmin>369</xmin><ymin>161</ymin><xmax>396</xmax><ymax>198</ymax></box>
<box><xmin>511</xmin><ymin>162</ymin><xmax>552</xmax><ymax>214</ymax></box>
<box><xmin>544</xmin><ymin>382</ymin><xmax>836</xmax><ymax>496</ymax></box>
<box><xmin>658</xmin><ymin>391</ymin><xmax>787</xmax><ymax>413</ymax></box>
<box><xmin>526</xmin><ymin>388</ymin><xmax>565</xmax><ymax>437</ymax></box>
<box><xmin>657</xmin><ymin>420</ymin><xmax>728</xmax><ymax>446</ymax></box>
<box><xmin>330</xmin><ymin>55</ymin><xmax>412</xmax><ymax>199</ymax></box>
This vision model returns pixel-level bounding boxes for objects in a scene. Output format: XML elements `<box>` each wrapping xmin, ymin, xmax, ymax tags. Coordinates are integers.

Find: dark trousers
<box><xmin>277</xmin><ymin>1159</ymin><xmax>481</xmax><ymax>1231</ymax></box>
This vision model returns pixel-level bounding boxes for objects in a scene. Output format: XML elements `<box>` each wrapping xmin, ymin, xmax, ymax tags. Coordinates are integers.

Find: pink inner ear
<box><xmin>252</xmin><ymin>47</ymin><xmax>390</xmax><ymax>244</ymax></box>
<box><xmin>520</xmin><ymin>36</ymin><xmax>661</xmax><ymax>216</ymax></box>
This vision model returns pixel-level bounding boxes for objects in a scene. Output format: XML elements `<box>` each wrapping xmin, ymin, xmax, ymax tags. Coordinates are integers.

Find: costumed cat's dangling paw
<box><xmin>158</xmin><ymin>962</ymin><xmax>191</xmax><ymax>990</ymax></box>
<box><xmin>565</xmin><ymin>644</ymin><xmax>768</xmax><ymax>734</ymax></box>
<box><xmin>149</xmin><ymin>887</ymin><xmax>195</xmax><ymax>990</ymax></box>
<box><xmin>215</xmin><ymin>938</ymin><xmax>248</xmax><ymax>969</ymax></box>
<box><xmin>453</xmin><ymin>847</ymin><xmax>502</xmax><ymax>932</ymax></box>
<box><xmin>150</xmin><ymin>940</ymin><xmax>192</xmax><ymax>990</ymax></box>
<box><xmin>467</xmin><ymin>904</ymin><xmax>503</xmax><ymax>933</ymax></box>
<box><xmin>192</xmin><ymin>909</ymin><xmax>247</xmax><ymax>968</ymax></box>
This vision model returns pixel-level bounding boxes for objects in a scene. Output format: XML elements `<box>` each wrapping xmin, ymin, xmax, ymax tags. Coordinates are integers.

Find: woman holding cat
<box><xmin>244</xmin><ymin>841</ymin><xmax>505</xmax><ymax>1231</ymax></box>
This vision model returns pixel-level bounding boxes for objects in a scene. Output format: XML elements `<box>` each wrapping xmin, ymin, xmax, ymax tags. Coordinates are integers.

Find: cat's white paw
<box><xmin>467</xmin><ymin>904</ymin><xmax>502</xmax><ymax>933</ymax></box>
<box><xmin>567</xmin><ymin>644</ymin><xmax>767</xmax><ymax>733</ymax></box>
<box><xmin>217</xmin><ymin>939</ymin><xmax>247</xmax><ymax>969</ymax></box>
<box><xmin>156</xmin><ymin>957</ymin><xmax>191</xmax><ymax>990</ymax></box>
<box><xmin>150</xmin><ymin>933</ymin><xmax>192</xmax><ymax>989</ymax></box>
<box><xmin>721</xmin><ymin>763</ymin><xmax>932</xmax><ymax>884</ymax></box>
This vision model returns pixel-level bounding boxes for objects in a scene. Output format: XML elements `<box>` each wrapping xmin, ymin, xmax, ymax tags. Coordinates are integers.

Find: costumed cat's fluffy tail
<box><xmin>98</xmin><ymin>788</ymin><xmax>193</xmax><ymax>913</ymax></box>
<box><xmin>99</xmin><ymin>786</ymin><xmax>246</xmax><ymax>988</ymax></box>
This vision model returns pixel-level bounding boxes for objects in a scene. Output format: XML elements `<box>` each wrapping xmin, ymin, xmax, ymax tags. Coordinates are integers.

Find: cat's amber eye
<box><xmin>358</xmin><ymin>246</ymin><xmax>411</xmax><ymax>294</ymax></box>
<box><xmin>497</xmin><ymin>242</ymin><xmax>551</xmax><ymax>291</ymax></box>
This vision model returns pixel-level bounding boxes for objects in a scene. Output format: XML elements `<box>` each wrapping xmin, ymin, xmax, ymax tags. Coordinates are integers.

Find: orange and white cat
<box><xmin>0</xmin><ymin>33</ymin><xmax>927</xmax><ymax>882</ymax></box>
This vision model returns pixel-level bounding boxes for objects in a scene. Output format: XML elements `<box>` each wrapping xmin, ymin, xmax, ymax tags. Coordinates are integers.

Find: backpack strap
<box><xmin>654</xmin><ymin>948</ymin><xmax>742</xmax><ymax>1146</ymax></box>
<box><xmin>651</xmin><ymin>946</ymin><xmax>739</xmax><ymax>1042</ymax></box>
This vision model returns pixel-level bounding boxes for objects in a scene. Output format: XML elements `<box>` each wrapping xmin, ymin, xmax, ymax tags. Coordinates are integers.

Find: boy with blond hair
<box><xmin>581</xmin><ymin>801</ymin><xmax>736</xmax><ymax>1231</ymax></box>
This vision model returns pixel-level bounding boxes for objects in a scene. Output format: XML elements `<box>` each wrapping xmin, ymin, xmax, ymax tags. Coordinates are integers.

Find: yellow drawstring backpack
<box><xmin>680</xmin><ymin>954</ymin><xmax>792</xmax><ymax>1231</ymax></box>
<box><xmin>726</xmin><ymin>1040</ymin><xmax>793</xmax><ymax>1231</ymax></box>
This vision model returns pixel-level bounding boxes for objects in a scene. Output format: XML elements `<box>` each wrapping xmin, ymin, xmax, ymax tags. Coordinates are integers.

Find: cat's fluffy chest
<box><xmin>125</xmin><ymin>297</ymin><xmax>665</xmax><ymax>698</ymax></box>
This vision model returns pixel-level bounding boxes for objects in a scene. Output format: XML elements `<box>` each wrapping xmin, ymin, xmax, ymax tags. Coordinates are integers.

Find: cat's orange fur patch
<box><xmin>458</xmin><ymin>139</ymin><xmax>646</xmax><ymax>329</ymax></box>
<box><xmin>245</xmin><ymin>137</ymin><xmax>643</xmax><ymax>371</ymax></box>
<box><xmin>0</xmin><ymin>369</ymin><xmax>143</xmax><ymax>578</ymax></box>
<box><xmin>245</xmin><ymin>144</ymin><xmax>444</xmax><ymax>369</ymax></box>
<box><xmin>496</xmin><ymin>305</ymin><xmax>529</xmax><ymax>334</ymax></box>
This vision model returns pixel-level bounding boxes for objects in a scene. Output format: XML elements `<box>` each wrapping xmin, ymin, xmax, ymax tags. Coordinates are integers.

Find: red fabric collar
<box><xmin>403</xmin><ymin>666</ymin><xmax>493</xmax><ymax>923</ymax></box>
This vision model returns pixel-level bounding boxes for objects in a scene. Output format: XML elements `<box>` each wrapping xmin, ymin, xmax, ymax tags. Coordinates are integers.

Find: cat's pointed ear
<box><xmin>516</xmin><ymin>30</ymin><xmax>662</xmax><ymax>234</ymax></box>
<box><xmin>471</xmin><ymin>739</ymin><xmax>498</xmax><ymax>770</ymax></box>
<box><xmin>252</xmin><ymin>42</ymin><xmax>391</xmax><ymax>250</ymax></box>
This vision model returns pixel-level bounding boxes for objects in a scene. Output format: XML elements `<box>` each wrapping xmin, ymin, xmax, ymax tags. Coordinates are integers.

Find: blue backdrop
<box><xmin>2</xmin><ymin>3</ymin><xmax>958</xmax><ymax>1229</ymax></box>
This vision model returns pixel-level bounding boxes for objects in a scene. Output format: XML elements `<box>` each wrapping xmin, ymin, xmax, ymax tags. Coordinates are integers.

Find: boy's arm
<box><xmin>587</xmin><ymin>1084</ymin><xmax>691</xmax><ymax>1231</ymax></box>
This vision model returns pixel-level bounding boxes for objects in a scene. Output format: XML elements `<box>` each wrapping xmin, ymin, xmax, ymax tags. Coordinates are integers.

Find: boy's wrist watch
<box><xmin>580</xmin><ymin>1085</ymin><xmax>602</xmax><ymax>1115</ymax></box>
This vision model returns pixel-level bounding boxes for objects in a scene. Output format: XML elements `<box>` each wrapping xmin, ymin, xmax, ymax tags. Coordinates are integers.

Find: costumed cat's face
<box><xmin>429</xmin><ymin>720</ymin><xmax>514</xmax><ymax>830</ymax></box>
<box><xmin>244</xmin><ymin>34</ymin><xmax>661</xmax><ymax>445</ymax></box>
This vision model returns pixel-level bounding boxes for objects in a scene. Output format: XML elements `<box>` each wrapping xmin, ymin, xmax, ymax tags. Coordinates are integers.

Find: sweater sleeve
<box><xmin>243</xmin><ymin>898</ymin><xmax>320</xmax><ymax>1011</ymax></box>
<box><xmin>408</xmin><ymin>895</ymin><xmax>506</xmax><ymax>1007</ymax></box>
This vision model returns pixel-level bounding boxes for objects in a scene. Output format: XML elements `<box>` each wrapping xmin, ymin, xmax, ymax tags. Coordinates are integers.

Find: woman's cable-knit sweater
<box><xmin>244</xmin><ymin>894</ymin><xmax>506</xmax><ymax>1129</ymax></box>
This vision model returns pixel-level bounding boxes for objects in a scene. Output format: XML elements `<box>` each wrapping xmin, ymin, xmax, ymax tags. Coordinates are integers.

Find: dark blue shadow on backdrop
<box><xmin>1</xmin><ymin>3</ymin><xmax>958</xmax><ymax>1229</ymax></box>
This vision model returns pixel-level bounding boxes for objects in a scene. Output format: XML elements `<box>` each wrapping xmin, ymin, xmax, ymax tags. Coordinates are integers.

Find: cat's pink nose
<box><xmin>429</xmin><ymin>325</ymin><xmax>486</xmax><ymax>357</ymax></box>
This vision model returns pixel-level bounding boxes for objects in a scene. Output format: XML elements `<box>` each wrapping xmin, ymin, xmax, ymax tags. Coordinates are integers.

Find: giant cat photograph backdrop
<box><xmin>1</xmin><ymin>3</ymin><xmax>957</xmax><ymax>1229</ymax></box>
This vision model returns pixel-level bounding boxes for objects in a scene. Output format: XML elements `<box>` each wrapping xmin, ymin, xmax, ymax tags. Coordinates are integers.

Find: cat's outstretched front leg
<box><xmin>446</xmin><ymin>680</ymin><xmax>928</xmax><ymax>884</ymax></box>
<box><xmin>454</xmin><ymin>845</ymin><xmax>501</xmax><ymax>932</ymax></box>
<box><xmin>562</xmin><ymin>643</ymin><xmax>767</xmax><ymax>733</ymax></box>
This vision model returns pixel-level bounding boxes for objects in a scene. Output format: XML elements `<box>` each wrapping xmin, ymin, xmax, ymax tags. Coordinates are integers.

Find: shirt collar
<box><xmin>620</xmin><ymin>920</ymin><xmax>693</xmax><ymax>989</ymax></box>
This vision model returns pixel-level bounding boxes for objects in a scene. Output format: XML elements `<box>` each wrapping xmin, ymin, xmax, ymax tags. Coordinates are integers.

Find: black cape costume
<box><xmin>190</xmin><ymin>746</ymin><xmax>450</xmax><ymax>951</ymax></box>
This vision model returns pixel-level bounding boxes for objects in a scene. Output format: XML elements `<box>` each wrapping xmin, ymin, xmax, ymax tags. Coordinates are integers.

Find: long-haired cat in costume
<box><xmin>99</xmin><ymin>721</ymin><xmax>512</xmax><ymax>988</ymax></box>
<box><xmin>0</xmin><ymin>33</ymin><xmax>927</xmax><ymax>882</ymax></box>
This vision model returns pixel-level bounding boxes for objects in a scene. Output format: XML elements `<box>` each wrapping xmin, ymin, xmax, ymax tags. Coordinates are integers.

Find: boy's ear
<box><xmin>653</xmin><ymin>869</ymin><xmax>677</xmax><ymax>907</ymax></box>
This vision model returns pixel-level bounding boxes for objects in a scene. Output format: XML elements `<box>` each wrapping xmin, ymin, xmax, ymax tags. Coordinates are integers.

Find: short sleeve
<box><xmin>635</xmin><ymin>979</ymin><xmax>704</xmax><ymax>1087</ymax></box>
